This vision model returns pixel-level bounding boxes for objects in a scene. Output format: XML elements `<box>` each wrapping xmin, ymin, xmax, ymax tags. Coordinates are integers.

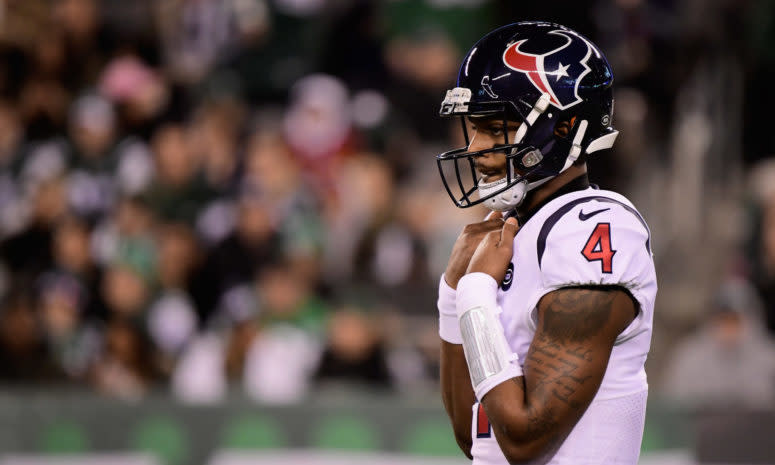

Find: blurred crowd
<box><xmin>0</xmin><ymin>0</ymin><xmax>488</xmax><ymax>402</ymax></box>
<box><xmin>0</xmin><ymin>0</ymin><xmax>774</xmax><ymax>407</ymax></box>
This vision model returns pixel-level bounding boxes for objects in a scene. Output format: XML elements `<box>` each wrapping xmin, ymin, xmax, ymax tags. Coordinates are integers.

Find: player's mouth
<box><xmin>479</xmin><ymin>171</ymin><xmax>505</xmax><ymax>183</ymax></box>
<box><xmin>474</xmin><ymin>155</ymin><xmax>507</xmax><ymax>182</ymax></box>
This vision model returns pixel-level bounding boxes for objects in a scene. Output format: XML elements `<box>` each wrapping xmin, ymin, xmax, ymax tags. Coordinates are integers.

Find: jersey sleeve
<box><xmin>533</xmin><ymin>200</ymin><xmax>657</xmax><ymax>342</ymax></box>
<box><xmin>539</xmin><ymin>202</ymin><xmax>652</xmax><ymax>290</ymax></box>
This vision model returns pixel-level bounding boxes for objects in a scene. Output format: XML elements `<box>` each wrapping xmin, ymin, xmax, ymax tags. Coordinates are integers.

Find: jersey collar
<box><xmin>508</xmin><ymin>174</ymin><xmax>591</xmax><ymax>226</ymax></box>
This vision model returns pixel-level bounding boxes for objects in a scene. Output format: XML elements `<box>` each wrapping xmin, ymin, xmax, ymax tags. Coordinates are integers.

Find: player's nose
<box><xmin>468</xmin><ymin>132</ymin><xmax>496</xmax><ymax>154</ymax></box>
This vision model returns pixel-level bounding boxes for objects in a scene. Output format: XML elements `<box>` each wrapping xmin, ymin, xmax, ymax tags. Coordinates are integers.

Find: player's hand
<box><xmin>465</xmin><ymin>217</ymin><xmax>519</xmax><ymax>283</ymax></box>
<box><xmin>444</xmin><ymin>212</ymin><xmax>505</xmax><ymax>289</ymax></box>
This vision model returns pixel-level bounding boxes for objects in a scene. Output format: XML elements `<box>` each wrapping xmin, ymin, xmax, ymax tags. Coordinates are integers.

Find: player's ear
<box><xmin>553</xmin><ymin>116</ymin><xmax>577</xmax><ymax>138</ymax></box>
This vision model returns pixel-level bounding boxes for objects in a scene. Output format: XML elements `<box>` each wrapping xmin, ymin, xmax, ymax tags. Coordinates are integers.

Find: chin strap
<box><xmin>479</xmin><ymin>93</ymin><xmax>553</xmax><ymax>212</ymax></box>
<box><xmin>559</xmin><ymin>119</ymin><xmax>589</xmax><ymax>173</ymax></box>
<box><xmin>557</xmin><ymin>125</ymin><xmax>619</xmax><ymax>175</ymax></box>
<box><xmin>479</xmin><ymin>93</ymin><xmax>620</xmax><ymax>212</ymax></box>
<box><xmin>526</xmin><ymin>176</ymin><xmax>552</xmax><ymax>190</ymax></box>
<box><xmin>519</xmin><ymin>95</ymin><xmax>591</xmax><ymax>191</ymax></box>
<box><xmin>480</xmin><ymin>178</ymin><xmax>527</xmax><ymax>212</ymax></box>
<box><xmin>514</xmin><ymin>93</ymin><xmax>551</xmax><ymax>144</ymax></box>
<box><xmin>519</xmin><ymin>117</ymin><xmax>590</xmax><ymax>195</ymax></box>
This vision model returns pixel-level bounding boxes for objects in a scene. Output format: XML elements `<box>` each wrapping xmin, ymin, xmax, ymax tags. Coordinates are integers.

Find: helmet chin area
<box><xmin>436</xmin><ymin>142</ymin><xmax>547</xmax><ymax>209</ymax></box>
<box><xmin>477</xmin><ymin>177</ymin><xmax>528</xmax><ymax>212</ymax></box>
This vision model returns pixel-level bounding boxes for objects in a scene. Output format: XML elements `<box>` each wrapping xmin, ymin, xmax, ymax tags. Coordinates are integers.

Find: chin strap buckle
<box><xmin>521</xmin><ymin>149</ymin><xmax>542</xmax><ymax>168</ymax></box>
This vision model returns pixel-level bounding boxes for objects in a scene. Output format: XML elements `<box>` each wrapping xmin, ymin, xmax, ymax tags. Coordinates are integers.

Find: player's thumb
<box><xmin>499</xmin><ymin>217</ymin><xmax>518</xmax><ymax>246</ymax></box>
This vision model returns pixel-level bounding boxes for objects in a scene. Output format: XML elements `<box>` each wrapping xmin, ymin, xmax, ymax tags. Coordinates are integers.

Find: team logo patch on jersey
<box><xmin>501</xmin><ymin>262</ymin><xmax>514</xmax><ymax>291</ymax></box>
<box><xmin>502</xmin><ymin>30</ymin><xmax>593</xmax><ymax>110</ymax></box>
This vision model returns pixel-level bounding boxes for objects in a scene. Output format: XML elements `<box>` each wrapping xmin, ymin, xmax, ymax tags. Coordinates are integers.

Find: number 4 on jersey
<box><xmin>581</xmin><ymin>223</ymin><xmax>616</xmax><ymax>273</ymax></box>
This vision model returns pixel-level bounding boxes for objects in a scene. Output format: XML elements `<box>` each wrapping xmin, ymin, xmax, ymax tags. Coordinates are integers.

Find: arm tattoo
<box><xmin>520</xmin><ymin>288</ymin><xmax>620</xmax><ymax>445</ymax></box>
<box><xmin>509</xmin><ymin>377</ymin><xmax>561</xmax><ymax>443</ymax></box>
<box><xmin>527</xmin><ymin>333</ymin><xmax>593</xmax><ymax>409</ymax></box>
<box><xmin>483</xmin><ymin>288</ymin><xmax>630</xmax><ymax>459</ymax></box>
<box><xmin>540</xmin><ymin>289</ymin><xmax>615</xmax><ymax>343</ymax></box>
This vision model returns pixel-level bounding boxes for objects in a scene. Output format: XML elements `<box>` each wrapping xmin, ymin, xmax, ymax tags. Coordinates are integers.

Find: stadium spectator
<box><xmin>145</xmin><ymin>122</ymin><xmax>212</xmax><ymax>224</ymax></box>
<box><xmin>91</xmin><ymin>318</ymin><xmax>155</xmax><ymax>400</ymax></box>
<box><xmin>146</xmin><ymin>222</ymin><xmax>200</xmax><ymax>377</ymax></box>
<box><xmin>661</xmin><ymin>278</ymin><xmax>775</xmax><ymax>409</ymax></box>
<box><xmin>0</xmin><ymin>291</ymin><xmax>63</xmax><ymax>382</ymax></box>
<box><xmin>240</xmin><ymin>259</ymin><xmax>327</xmax><ymax>403</ymax></box>
<box><xmin>314</xmin><ymin>306</ymin><xmax>393</xmax><ymax>388</ymax></box>
<box><xmin>0</xmin><ymin>178</ymin><xmax>68</xmax><ymax>282</ymax></box>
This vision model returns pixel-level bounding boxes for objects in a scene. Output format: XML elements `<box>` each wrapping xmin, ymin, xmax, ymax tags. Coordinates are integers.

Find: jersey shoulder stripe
<box><xmin>536</xmin><ymin>195</ymin><xmax>651</xmax><ymax>268</ymax></box>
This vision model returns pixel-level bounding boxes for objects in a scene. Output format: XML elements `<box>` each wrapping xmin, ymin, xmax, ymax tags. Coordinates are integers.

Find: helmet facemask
<box><xmin>437</xmin><ymin>91</ymin><xmax>586</xmax><ymax>211</ymax></box>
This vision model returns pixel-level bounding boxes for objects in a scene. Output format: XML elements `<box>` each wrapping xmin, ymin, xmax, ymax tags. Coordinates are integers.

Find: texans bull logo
<box><xmin>502</xmin><ymin>30</ymin><xmax>593</xmax><ymax>110</ymax></box>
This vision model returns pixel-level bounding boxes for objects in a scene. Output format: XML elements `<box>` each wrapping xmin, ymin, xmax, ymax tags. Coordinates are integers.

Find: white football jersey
<box><xmin>470</xmin><ymin>186</ymin><xmax>657</xmax><ymax>465</ymax></box>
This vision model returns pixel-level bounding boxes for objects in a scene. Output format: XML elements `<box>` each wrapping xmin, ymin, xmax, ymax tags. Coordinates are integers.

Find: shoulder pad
<box><xmin>538</xmin><ymin>196</ymin><xmax>652</xmax><ymax>290</ymax></box>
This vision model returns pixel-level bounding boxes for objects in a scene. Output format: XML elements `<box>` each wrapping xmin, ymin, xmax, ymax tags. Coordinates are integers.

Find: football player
<box><xmin>436</xmin><ymin>22</ymin><xmax>657</xmax><ymax>464</ymax></box>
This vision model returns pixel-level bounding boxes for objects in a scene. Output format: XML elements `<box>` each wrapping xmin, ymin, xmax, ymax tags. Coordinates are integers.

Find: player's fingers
<box><xmin>485</xmin><ymin>217</ymin><xmax>506</xmax><ymax>228</ymax></box>
<box><xmin>481</xmin><ymin>229</ymin><xmax>501</xmax><ymax>248</ymax></box>
<box><xmin>485</xmin><ymin>211</ymin><xmax>505</xmax><ymax>221</ymax></box>
<box><xmin>499</xmin><ymin>217</ymin><xmax>519</xmax><ymax>247</ymax></box>
<box><xmin>464</xmin><ymin>217</ymin><xmax>504</xmax><ymax>236</ymax></box>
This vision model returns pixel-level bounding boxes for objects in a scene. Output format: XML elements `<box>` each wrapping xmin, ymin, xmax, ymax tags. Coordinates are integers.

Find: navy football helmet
<box><xmin>437</xmin><ymin>22</ymin><xmax>618</xmax><ymax>211</ymax></box>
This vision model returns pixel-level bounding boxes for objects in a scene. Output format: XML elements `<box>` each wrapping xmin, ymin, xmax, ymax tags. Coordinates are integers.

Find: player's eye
<box><xmin>488</xmin><ymin>127</ymin><xmax>504</xmax><ymax>137</ymax></box>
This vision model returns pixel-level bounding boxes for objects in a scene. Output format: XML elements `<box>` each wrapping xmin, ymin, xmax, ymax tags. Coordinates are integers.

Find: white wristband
<box><xmin>456</xmin><ymin>272</ymin><xmax>499</xmax><ymax>318</ymax></box>
<box><xmin>438</xmin><ymin>275</ymin><xmax>463</xmax><ymax>344</ymax></box>
<box><xmin>457</xmin><ymin>272</ymin><xmax>522</xmax><ymax>400</ymax></box>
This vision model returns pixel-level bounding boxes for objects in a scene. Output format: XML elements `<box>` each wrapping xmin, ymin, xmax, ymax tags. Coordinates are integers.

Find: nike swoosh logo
<box><xmin>578</xmin><ymin>207</ymin><xmax>610</xmax><ymax>221</ymax></box>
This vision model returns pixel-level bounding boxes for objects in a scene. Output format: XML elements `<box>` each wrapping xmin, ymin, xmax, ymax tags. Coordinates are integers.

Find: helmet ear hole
<box><xmin>554</xmin><ymin>116</ymin><xmax>576</xmax><ymax>138</ymax></box>
<box><xmin>553</xmin><ymin>120</ymin><xmax>572</xmax><ymax>138</ymax></box>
